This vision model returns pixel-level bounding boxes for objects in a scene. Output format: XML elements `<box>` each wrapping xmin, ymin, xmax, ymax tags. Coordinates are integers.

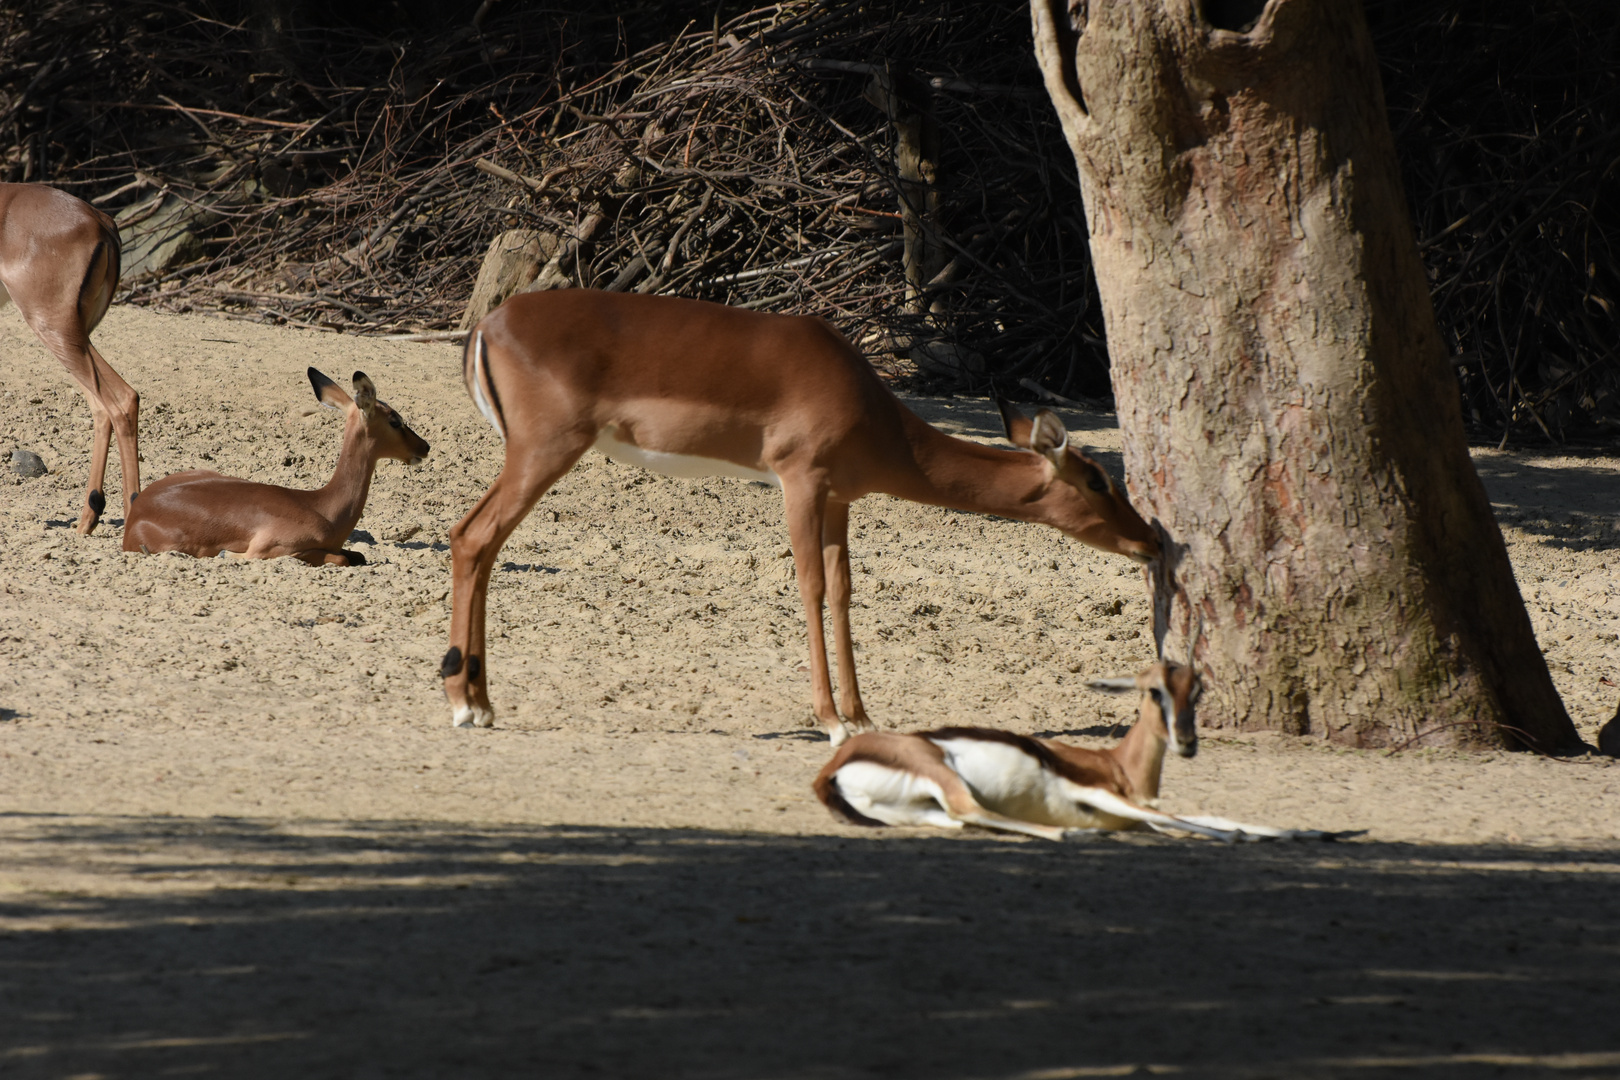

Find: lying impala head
<box><xmin>1089</xmin><ymin>660</ymin><xmax>1202</xmax><ymax>758</ymax></box>
<box><xmin>997</xmin><ymin>400</ymin><xmax>1160</xmax><ymax>564</ymax></box>
<box><xmin>310</xmin><ymin>368</ymin><xmax>430</xmax><ymax>465</ymax></box>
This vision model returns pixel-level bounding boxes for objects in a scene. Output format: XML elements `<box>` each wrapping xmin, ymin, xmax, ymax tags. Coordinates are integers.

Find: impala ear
<box><xmin>1030</xmin><ymin>409</ymin><xmax>1069</xmax><ymax>465</ymax></box>
<box><xmin>352</xmin><ymin>372</ymin><xmax>378</xmax><ymax>418</ymax></box>
<box><xmin>1087</xmin><ymin>676</ymin><xmax>1141</xmax><ymax>693</ymax></box>
<box><xmin>309</xmin><ymin>367</ymin><xmax>351</xmax><ymax>411</ymax></box>
<box><xmin>996</xmin><ymin>398</ymin><xmax>1034</xmax><ymax>446</ymax></box>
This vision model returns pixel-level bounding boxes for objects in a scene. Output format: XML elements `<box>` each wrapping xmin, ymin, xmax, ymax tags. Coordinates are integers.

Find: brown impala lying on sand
<box><xmin>443</xmin><ymin>289</ymin><xmax>1162</xmax><ymax>741</ymax></box>
<box><xmin>816</xmin><ymin>659</ymin><xmax>1357</xmax><ymax>842</ymax></box>
<box><xmin>123</xmin><ymin>368</ymin><xmax>428</xmax><ymax>566</ymax></box>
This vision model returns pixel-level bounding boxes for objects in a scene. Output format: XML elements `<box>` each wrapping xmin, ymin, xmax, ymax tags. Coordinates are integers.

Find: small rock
<box><xmin>386</xmin><ymin>524</ymin><xmax>423</xmax><ymax>542</ymax></box>
<box><xmin>11</xmin><ymin>449</ymin><xmax>47</xmax><ymax>478</ymax></box>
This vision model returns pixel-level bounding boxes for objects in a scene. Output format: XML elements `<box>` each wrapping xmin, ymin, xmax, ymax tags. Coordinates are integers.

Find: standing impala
<box><xmin>0</xmin><ymin>183</ymin><xmax>139</xmax><ymax>533</ymax></box>
<box><xmin>123</xmin><ymin>368</ymin><xmax>429</xmax><ymax>564</ymax></box>
<box><xmin>444</xmin><ymin>290</ymin><xmax>1160</xmax><ymax>740</ymax></box>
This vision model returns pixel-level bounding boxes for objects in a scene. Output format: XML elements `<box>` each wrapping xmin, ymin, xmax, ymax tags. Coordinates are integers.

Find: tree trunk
<box><xmin>1030</xmin><ymin>0</ymin><xmax>1583</xmax><ymax>752</ymax></box>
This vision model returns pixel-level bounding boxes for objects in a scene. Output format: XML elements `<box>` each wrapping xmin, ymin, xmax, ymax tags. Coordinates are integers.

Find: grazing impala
<box><xmin>123</xmin><ymin>368</ymin><xmax>429</xmax><ymax>564</ymax></box>
<box><xmin>816</xmin><ymin>660</ymin><xmax>1345</xmax><ymax>841</ymax></box>
<box><xmin>0</xmin><ymin>183</ymin><xmax>139</xmax><ymax>533</ymax></box>
<box><xmin>444</xmin><ymin>289</ymin><xmax>1160</xmax><ymax>739</ymax></box>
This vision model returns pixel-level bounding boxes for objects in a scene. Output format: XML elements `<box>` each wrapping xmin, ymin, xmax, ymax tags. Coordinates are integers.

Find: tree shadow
<box><xmin>1472</xmin><ymin>452</ymin><xmax>1620</xmax><ymax>551</ymax></box>
<box><xmin>2</xmin><ymin>814</ymin><xmax>1615</xmax><ymax>1079</ymax></box>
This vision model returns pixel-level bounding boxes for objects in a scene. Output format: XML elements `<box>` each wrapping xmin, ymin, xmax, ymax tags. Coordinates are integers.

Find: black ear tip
<box><xmin>353</xmin><ymin>371</ymin><xmax>368</xmax><ymax>383</ymax></box>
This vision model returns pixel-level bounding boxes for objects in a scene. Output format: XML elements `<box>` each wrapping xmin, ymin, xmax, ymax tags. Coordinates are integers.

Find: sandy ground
<box><xmin>2</xmin><ymin>306</ymin><xmax>1618</xmax><ymax>1078</ymax></box>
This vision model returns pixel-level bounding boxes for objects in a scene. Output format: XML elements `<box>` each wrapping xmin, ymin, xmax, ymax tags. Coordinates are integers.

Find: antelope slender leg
<box><xmin>446</xmin><ymin>439</ymin><xmax>587</xmax><ymax>727</ymax></box>
<box><xmin>36</xmin><ymin>332</ymin><xmax>139</xmax><ymax>532</ymax></box>
<box><xmin>87</xmin><ymin>342</ymin><xmax>140</xmax><ymax>516</ymax></box>
<box><xmin>821</xmin><ymin>499</ymin><xmax>872</xmax><ymax>734</ymax></box>
<box><xmin>79</xmin><ymin>389</ymin><xmax>113</xmax><ymax>534</ymax></box>
<box><xmin>782</xmin><ymin>477</ymin><xmax>845</xmax><ymax>743</ymax></box>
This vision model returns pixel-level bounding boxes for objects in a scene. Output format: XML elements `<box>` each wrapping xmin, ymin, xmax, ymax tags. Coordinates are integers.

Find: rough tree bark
<box><xmin>1030</xmin><ymin>0</ymin><xmax>1584</xmax><ymax>751</ymax></box>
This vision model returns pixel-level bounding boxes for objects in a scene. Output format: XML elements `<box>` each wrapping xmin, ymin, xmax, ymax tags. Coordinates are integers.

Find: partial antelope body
<box><xmin>0</xmin><ymin>183</ymin><xmax>139</xmax><ymax>533</ymax></box>
<box><xmin>123</xmin><ymin>368</ymin><xmax>429</xmax><ymax>565</ymax></box>
<box><xmin>444</xmin><ymin>289</ymin><xmax>1161</xmax><ymax>736</ymax></box>
<box><xmin>815</xmin><ymin>661</ymin><xmax>1352</xmax><ymax>842</ymax></box>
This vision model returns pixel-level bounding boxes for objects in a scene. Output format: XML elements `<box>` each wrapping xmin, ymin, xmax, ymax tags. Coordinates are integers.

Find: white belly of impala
<box><xmin>593</xmin><ymin>425</ymin><xmax>780</xmax><ymax>487</ymax></box>
<box><xmin>928</xmin><ymin>737</ymin><xmax>1114</xmax><ymax>829</ymax></box>
<box><xmin>833</xmin><ymin>761</ymin><xmax>962</xmax><ymax>829</ymax></box>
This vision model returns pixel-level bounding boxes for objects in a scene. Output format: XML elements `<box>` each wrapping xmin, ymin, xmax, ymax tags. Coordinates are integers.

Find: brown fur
<box><xmin>814</xmin><ymin>661</ymin><xmax>1201</xmax><ymax>832</ymax></box>
<box><xmin>0</xmin><ymin>183</ymin><xmax>139</xmax><ymax>533</ymax></box>
<box><xmin>446</xmin><ymin>290</ymin><xmax>1160</xmax><ymax>734</ymax></box>
<box><xmin>123</xmin><ymin>369</ymin><xmax>428</xmax><ymax>565</ymax></box>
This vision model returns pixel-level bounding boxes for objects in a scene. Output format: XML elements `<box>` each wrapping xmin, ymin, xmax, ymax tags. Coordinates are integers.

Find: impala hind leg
<box><xmin>87</xmin><ymin>342</ymin><xmax>141</xmax><ymax>519</ymax></box>
<box><xmin>783</xmin><ymin>479</ymin><xmax>848</xmax><ymax>744</ymax></box>
<box><xmin>445</xmin><ymin>444</ymin><xmax>586</xmax><ymax>727</ymax></box>
<box><xmin>39</xmin><ymin>333</ymin><xmax>139</xmax><ymax>533</ymax></box>
<box><xmin>822</xmin><ymin>500</ymin><xmax>874</xmax><ymax>736</ymax></box>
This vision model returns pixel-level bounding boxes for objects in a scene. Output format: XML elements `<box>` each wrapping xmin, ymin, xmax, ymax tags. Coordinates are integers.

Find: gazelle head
<box><xmin>1088</xmin><ymin>660</ymin><xmax>1202</xmax><ymax>758</ymax></box>
<box><xmin>996</xmin><ymin>400</ymin><xmax>1160</xmax><ymax>564</ymax></box>
<box><xmin>309</xmin><ymin>368</ymin><xmax>431</xmax><ymax>465</ymax></box>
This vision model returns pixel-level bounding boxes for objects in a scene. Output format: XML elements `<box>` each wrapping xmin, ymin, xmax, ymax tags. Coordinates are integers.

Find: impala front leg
<box><xmin>783</xmin><ymin>479</ymin><xmax>847</xmax><ymax>744</ymax></box>
<box><xmin>822</xmin><ymin>500</ymin><xmax>873</xmax><ymax>736</ymax></box>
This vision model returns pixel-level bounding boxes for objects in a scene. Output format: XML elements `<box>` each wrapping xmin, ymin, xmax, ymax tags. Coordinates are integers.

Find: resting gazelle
<box><xmin>814</xmin><ymin>660</ymin><xmax>1347</xmax><ymax>842</ymax></box>
<box><xmin>123</xmin><ymin>369</ymin><xmax>428</xmax><ymax>565</ymax></box>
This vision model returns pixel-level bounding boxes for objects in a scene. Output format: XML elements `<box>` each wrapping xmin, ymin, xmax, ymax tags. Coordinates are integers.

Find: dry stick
<box><xmin>644</xmin><ymin>186</ymin><xmax>713</xmax><ymax>283</ymax></box>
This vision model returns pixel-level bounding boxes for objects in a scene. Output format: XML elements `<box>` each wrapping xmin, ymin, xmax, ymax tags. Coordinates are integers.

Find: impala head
<box><xmin>996</xmin><ymin>399</ymin><xmax>1159</xmax><ymax>563</ymax></box>
<box><xmin>1088</xmin><ymin>660</ymin><xmax>1202</xmax><ymax>758</ymax></box>
<box><xmin>309</xmin><ymin>367</ymin><xmax>431</xmax><ymax>465</ymax></box>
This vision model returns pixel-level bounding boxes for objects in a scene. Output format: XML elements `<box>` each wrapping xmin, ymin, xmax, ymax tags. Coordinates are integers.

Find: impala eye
<box><xmin>1086</xmin><ymin>472</ymin><xmax>1109</xmax><ymax>493</ymax></box>
<box><xmin>389</xmin><ymin>416</ymin><xmax>402</xmax><ymax>429</ymax></box>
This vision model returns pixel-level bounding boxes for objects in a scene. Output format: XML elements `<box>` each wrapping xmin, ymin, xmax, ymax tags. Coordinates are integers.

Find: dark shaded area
<box><xmin>1472</xmin><ymin>451</ymin><xmax>1620</xmax><ymax>552</ymax></box>
<box><xmin>1</xmin><ymin>814</ymin><xmax>1616</xmax><ymax>1078</ymax></box>
<box><xmin>1201</xmin><ymin>0</ymin><xmax>1269</xmax><ymax>34</ymax></box>
<box><xmin>1</xmin><ymin>0</ymin><xmax>1615</xmax><ymax>441</ymax></box>
<box><xmin>1368</xmin><ymin>0</ymin><xmax>1620</xmax><ymax>447</ymax></box>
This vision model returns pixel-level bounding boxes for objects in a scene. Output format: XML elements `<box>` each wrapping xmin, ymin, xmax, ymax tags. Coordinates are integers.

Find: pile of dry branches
<box><xmin>1</xmin><ymin>0</ymin><xmax>1102</xmax><ymax>396</ymax></box>
<box><xmin>2</xmin><ymin>0</ymin><xmax>1616</xmax><ymax>440</ymax></box>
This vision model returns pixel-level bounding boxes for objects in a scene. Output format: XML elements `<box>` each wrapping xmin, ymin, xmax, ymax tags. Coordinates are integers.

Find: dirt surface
<box><xmin>2</xmin><ymin>306</ymin><xmax>1618</xmax><ymax>1078</ymax></box>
